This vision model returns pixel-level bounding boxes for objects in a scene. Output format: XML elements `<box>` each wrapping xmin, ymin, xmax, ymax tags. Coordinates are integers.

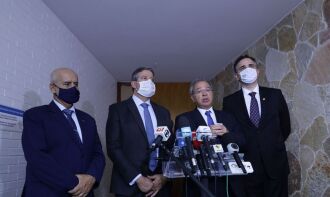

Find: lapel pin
<box><xmin>262</xmin><ymin>98</ymin><xmax>266</xmax><ymax>101</ymax></box>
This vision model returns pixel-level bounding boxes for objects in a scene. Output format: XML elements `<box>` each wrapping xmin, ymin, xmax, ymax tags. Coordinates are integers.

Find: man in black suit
<box><xmin>222</xmin><ymin>55</ymin><xmax>291</xmax><ymax>197</ymax></box>
<box><xmin>106</xmin><ymin>67</ymin><xmax>173</xmax><ymax>197</ymax></box>
<box><xmin>175</xmin><ymin>79</ymin><xmax>246</xmax><ymax>197</ymax></box>
<box><xmin>22</xmin><ymin>68</ymin><xmax>105</xmax><ymax>197</ymax></box>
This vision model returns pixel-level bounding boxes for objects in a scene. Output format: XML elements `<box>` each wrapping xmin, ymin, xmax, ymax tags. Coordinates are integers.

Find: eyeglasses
<box><xmin>192</xmin><ymin>88</ymin><xmax>213</xmax><ymax>95</ymax></box>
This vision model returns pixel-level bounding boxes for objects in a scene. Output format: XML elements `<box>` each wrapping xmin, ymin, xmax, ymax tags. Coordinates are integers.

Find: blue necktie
<box><xmin>205</xmin><ymin>110</ymin><xmax>215</xmax><ymax>126</ymax></box>
<box><xmin>63</xmin><ymin>109</ymin><xmax>82</xmax><ymax>144</ymax></box>
<box><xmin>249</xmin><ymin>92</ymin><xmax>260</xmax><ymax>127</ymax></box>
<box><xmin>140</xmin><ymin>103</ymin><xmax>157</xmax><ymax>171</ymax></box>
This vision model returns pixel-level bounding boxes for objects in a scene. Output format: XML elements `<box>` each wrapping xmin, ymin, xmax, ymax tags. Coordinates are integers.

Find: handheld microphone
<box><xmin>200</xmin><ymin>144</ymin><xmax>211</xmax><ymax>176</ymax></box>
<box><xmin>202</xmin><ymin>135</ymin><xmax>217</xmax><ymax>171</ymax></box>
<box><xmin>176</xmin><ymin>115</ymin><xmax>198</xmax><ymax>173</ymax></box>
<box><xmin>212</xmin><ymin>144</ymin><xmax>228</xmax><ymax>171</ymax></box>
<box><xmin>150</xmin><ymin>126</ymin><xmax>171</xmax><ymax>151</ymax></box>
<box><xmin>227</xmin><ymin>143</ymin><xmax>247</xmax><ymax>174</ymax></box>
<box><xmin>196</xmin><ymin>126</ymin><xmax>213</xmax><ymax>141</ymax></box>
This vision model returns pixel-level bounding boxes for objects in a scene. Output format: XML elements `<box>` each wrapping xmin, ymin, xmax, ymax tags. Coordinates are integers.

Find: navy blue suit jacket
<box><xmin>22</xmin><ymin>101</ymin><xmax>105</xmax><ymax>197</ymax></box>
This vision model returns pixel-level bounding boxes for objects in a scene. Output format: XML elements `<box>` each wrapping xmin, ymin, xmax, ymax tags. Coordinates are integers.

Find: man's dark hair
<box><xmin>131</xmin><ymin>67</ymin><xmax>155</xmax><ymax>81</ymax></box>
<box><xmin>233</xmin><ymin>54</ymin><xmax>257</xmax><ymax>73</ymax></box>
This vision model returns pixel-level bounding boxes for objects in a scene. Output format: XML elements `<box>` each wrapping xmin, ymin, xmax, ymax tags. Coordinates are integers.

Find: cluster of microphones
<box><xmin>149</xmin><ymin>116</ymin><xmax>252</xmax><ymax>177</ymax></box>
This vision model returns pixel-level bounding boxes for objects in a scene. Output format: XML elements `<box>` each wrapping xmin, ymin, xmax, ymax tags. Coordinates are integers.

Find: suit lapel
<box><xmin>151</xmin><ymin>102</ymin><xmax>161</xmax><ymax>126</ymax></box>
<box><xmin>258</xmin><ymin>87</ymin><xmax>269</xmax><ymax>129</ymax></box>
<box><xmin>48</xmin><ymin>101</ymin><xmax>83</xmax><ymax>149</ymax></box>
<box><xmin>236</xmin><ymin>90</ymin><xmax>254</xmax><ymax>127</ymax></box>
<box><xmin>127</xmin><ymin>97</ymin><xmax>149</xmax><ymax>143</ymax></box>
<box><xmin>75</xmin><ymin>110</ymin><xmax>87</xmax><ymax>148</ymax></box>
<box><xmin>192</xmin><ymin>108</ymin><xmax>207</xmax><ymax>126</ymax></box>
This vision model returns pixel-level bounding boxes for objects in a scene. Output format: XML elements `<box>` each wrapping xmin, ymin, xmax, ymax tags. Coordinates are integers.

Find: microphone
<box><xmin>196</xmin><ymin>126</ymin><xmax>214</xmax><ymax>176</ymax></box>
<box><xmin>212</xmin><ymin>144</ymin><xmax>228</xmax><ymax>171</ymax></box>
<box><xmin>176</xmin><ymin>115</ymin><xmax>198</xmax><ymax>173</ymax></box>
<box><xmin>150</xmin><ymin>126</ymin><xmax>171</xmax><ymax>151</ymax></box>
<box><xmin>196</xmin><ymin>126</ymin><xmax>213</xmax><ymax>141</ymax></box>
<box><xmin>227</xmin><ymin>143</ymin><xmax>247</xmax><ymax>174</ymax></box>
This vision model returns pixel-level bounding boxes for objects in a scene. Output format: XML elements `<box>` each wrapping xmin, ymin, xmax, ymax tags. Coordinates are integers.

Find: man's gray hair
<box><xmin>189</xmin><ymin>79</ymin><xmax>213</xmax><ymax>95</ymax></box>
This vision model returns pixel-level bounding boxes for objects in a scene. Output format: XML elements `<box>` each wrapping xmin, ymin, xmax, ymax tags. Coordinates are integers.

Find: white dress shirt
<box><xmin>197</xmin><ymin>107</ymin><xmax>218</xmax><ymax>125</ymax></box>
<box><xmin>242</xmin><ymin>85</ymin><xmax>262</xmax><ymax>116</ymax></box>
<box><xmin>53</xmin><ymin>99</ymin><xmax>83</xmax><ymax>142</ymax></box>
<box><xmin>129</xmin><ymin>95</ymin><xmax>158</xmax><ymax>185</ymax></box>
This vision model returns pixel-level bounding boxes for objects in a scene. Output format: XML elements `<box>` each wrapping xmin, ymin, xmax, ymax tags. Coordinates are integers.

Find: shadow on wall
<box><xmin>80</xmin><ymin>101</ymin><xmax>95</xmax><ymax>118</ymax></box>
<box><xmin>18</xmin><ymin>91</ymin><xmax>42</xmax><ymax>196</ymax></box>
<box><xmin>22</xmin><ymin>91</ymin><xmax>42</xmax><ymax>111</ymax></box>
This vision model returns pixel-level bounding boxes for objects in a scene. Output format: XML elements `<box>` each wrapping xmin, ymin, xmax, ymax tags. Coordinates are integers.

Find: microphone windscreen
<box><xmin>176</xmin><ymin>115</ymin><xmax>190</xmax><ymax>129</ymax></box>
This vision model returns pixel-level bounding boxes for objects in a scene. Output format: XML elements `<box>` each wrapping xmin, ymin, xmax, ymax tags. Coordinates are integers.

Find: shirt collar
<box><xmin>197</xmin><ymin>106</ymin><xmax>214</xmax><ymax>115</ymax></box>
<box><xmin>242</xmin><ymin>84</ymin><xmax>260</xmax><ymax>96</ymax></box>
<box><xmin>53</xmin><ymin>99</ymin><xmax>75</xmax><ymax>112</ymax></box>
<box><xmin>132</xmin><ymin>95</ymin><xmax>151</xmax><ymax>107</ymax></box>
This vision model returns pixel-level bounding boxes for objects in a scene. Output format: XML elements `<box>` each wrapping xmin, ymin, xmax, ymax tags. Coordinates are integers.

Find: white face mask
<box><xmin>239</xmin><ymin>67</ymin><xmax>258</xmax><ymax>84</ymax></box>
<box><xmin>137</xmin><ymin>79</ymin><xmax>156</xmax><ymax>97</ymax></box>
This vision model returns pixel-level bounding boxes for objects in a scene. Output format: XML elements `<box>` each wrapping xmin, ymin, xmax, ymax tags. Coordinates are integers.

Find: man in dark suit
<box><xmin>21</xmin><ymin>68</ymin><xmax>105</xmax><ymax>197</ymax></box>
<box><xmin>222</xmin><ymin>55</ymin><xmax>291</xmax><ymax>197</ymax></box>
<box><xmin>106</xmin><ymin>67</ymin><xmax>173</xmax><ymax>197</ymax></box>
<box><xmin>175</xmin><ymin>79</ymin><xmax>246</xmax><ymax>197</ymax></box>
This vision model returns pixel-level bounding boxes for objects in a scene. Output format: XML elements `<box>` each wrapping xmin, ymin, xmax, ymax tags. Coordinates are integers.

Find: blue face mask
<box><xmin>56</xmin><ymin>86</ymin><xmax>80</xmax><ymax>104</ymax></box>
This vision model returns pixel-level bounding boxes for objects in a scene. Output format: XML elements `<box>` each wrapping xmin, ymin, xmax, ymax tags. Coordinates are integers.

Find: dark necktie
<box><xmin>205</xmin><ymin>110</ymin><xmax>215</xmax><ymax>126</ymax></box>
<box><xmin>63</xmin><ymin>109</ymin><xmax>82</xmax><ymax>144</ymax></box>
<box><xmin>249</xmin><ymin>92</ymin><xmax>260</xmax><ymax>127</ymax></box>
<box><xmin>140</xmin><ymin>103</ymin><xmax>157</xmax><ymax>171</ymax></box>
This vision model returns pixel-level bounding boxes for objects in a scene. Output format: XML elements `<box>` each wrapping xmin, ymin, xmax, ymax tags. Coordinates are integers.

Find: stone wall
<box><xmin>212</xmin><ymin>0</ymin><xmax>330</xmax><ymax>196</ymax></box>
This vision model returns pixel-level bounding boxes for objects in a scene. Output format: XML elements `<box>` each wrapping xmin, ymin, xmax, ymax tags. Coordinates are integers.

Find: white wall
<box><xmin>0</xmin><ymin>0</ymin><xmax>116</xmax><ymax>196</ymax></box>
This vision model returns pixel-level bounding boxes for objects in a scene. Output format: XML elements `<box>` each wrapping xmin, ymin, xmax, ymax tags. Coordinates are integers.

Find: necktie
<box><xmin>249</xmin><ymin>92</ymin><xmax>260</xmax><ymax>127</ymax></box>
<box><xmin>63</xmin><ymin>109</ymin><xmax>82</xmax><ymax>144</ymax></box>
<box><xmin>205</xmin><ymin>110</ymin><xmax>215</xmax><ymax>126</ymax></box>
<box><xmin>140</xmin><ymin>103</ymin><xmax>157</xmax><ymax>171</ymax></box>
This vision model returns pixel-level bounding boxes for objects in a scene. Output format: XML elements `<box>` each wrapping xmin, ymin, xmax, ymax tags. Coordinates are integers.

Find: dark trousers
<box><xmin>116</xmin><ymin>182</ymin><xmax>171</xmax><ymax>197</ymax></box>
<box><xmin>183</xmin><ymin>176</ymin><xmax>246</xmax><ymax>197</ymax></box>
<box><xmin>244</xmin><ymin>172</ymin><xmax>288</xmax><ymax>197</ymax></box>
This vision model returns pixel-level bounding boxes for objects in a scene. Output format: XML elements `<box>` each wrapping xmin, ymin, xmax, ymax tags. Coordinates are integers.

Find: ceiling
<box><xmin>42</xmin><ymin>0</ymin><xmax>302</xmax><ymax>82</ymax></box>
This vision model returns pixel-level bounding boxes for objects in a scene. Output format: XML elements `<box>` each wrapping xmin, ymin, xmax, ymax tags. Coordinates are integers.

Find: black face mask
<box><xmin>56</xmin><ymin>86</ymin><xmax>80</xmax><ymax>104</ymax></box>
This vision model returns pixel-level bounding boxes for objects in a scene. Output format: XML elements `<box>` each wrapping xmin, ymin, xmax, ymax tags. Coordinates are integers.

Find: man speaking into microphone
<box><xmin>106</xmin><ymin>67</ymin><xmax>173</xmax><ymax>197</ymax></box>
<box><xmin>175</xmin><ymin>79</ymin><xmax>246</xmax><ymax>197</ymax></box>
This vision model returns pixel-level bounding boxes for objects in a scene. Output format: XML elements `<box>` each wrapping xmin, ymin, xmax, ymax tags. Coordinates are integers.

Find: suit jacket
<box><xmin>21</xmin><ymin>101</ymin><xmax>105</xmax><ymax>197</ymax></box>
<box><xmin>175</xmin><ymin>108</ymin><xmax>246</xmax><ymax>197</ymax></box>
<box><xmin>106</xmin><ymin>97</ymin><xmax>173</xmax><ymax>196</ymax></box>
<box><xmin>223</xmin><ymin>86</ymin><xmax>290</xmax><ymax>178</ymax></box>
<box><xmin>175</xmin><ymin>108</ymin><xmax>245</xmax><ymax>148</ymax></box>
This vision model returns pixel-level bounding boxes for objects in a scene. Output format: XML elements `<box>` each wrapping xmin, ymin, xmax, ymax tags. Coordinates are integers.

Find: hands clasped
<box><xmin>68</xmin><ymin>174</ymin><xmax>96</xmax><ymax>197</ymax></box>
<box><xmin>210</xmin><ymin>123</ymin><xmax>228</xmax><ymax>137</ymax></box>
<box><xmin>136</xmin><ymin>174</ymin><xmax>167</xmax><ymax>197</ymax></box>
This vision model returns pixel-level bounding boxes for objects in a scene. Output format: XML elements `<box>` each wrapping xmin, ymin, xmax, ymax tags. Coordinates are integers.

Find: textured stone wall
<box><xmin>212</xmin><ymin>0</ymin><xmax>330</xmax><ymax>196</ymax></box>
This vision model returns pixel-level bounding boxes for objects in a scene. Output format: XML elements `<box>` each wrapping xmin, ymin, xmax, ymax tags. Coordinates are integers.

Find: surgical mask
<box><xmin>239</xmin><ymin>67</ymin><xmax>258</xmax><ymax>84</ymax></box>
<box><xmin>137</xmin><ymin>79</ymin><xmax>156</xmax><ymax>97</ymax></box>
<box><xmin>56</xmin><ymin>86</ymin><xmax>80</xmax><ymax>104</ymax></box>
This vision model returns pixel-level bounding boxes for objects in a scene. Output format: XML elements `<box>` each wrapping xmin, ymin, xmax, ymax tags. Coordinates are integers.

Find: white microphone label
<box><xmin>228</xmin><ymin>162</ymin><xmax>254</xmax><ymax>174</ymax></box>
<box><xmin>212</xmin><ymin>144</ymin><xmax>224</xmax><ymax>153</ymax></box>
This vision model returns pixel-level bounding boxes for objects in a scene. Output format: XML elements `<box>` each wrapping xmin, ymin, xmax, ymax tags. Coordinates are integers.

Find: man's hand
<box><xmin>136</xmin><ymin>175</ymin><xmax>153</xmax><ymax>193</ymax></box>
<box><xmin>68</xmin><ymin>174</ymin><xmax>96</xmax><ymax>197</ymax></box>
<box><xmin>210</xmin><ymin>123</ymin><xmax>228</xmax><ymax>136</ymax></box>
<box><xmin>145</xmin><ymin>174</ymin><xmax>167</xmax><ymax>197</ymax></box>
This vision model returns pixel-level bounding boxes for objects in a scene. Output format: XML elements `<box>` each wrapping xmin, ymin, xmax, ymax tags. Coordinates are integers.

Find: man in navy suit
<box><xmin>175</xmin><ymin>79</ymin><xmax>246</xmax><ymax>197</ymax></box>
<box><xmin>22</xmin><ymin>68</ymin><xmax>105</xmax><ymax>197</ymax></box>
<box><xmin>223</xmin><ymin>55</ymin><xmax>291</xmax><ymax>197</ymax></box>
<box><xmin>106</xmin><ymin>67</ymin><xmax>173</xmax><ymax>197</ymax></box>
